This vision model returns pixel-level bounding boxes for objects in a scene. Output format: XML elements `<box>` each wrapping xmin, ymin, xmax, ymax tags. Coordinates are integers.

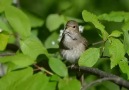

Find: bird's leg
<box><xmin>67</xmin><ymin>64</ymin><xmax>76</xmax><ymax>69</ymax></box>
<box><xmin>70</xmin><ymin>64</ymin><xmax>76</xmax><ymax>68</ymax></box>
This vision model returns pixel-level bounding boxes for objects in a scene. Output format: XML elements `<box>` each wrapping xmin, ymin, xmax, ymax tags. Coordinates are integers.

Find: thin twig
<box><xmin>82</xmin><ymin>77</ymin><xmax>120</xmax><ymax>90</ymax></box>
<box><xmin>0</xmin><ymin>52</ymin><xmax>15</xmax><ymax>57</ymax></box>
<box><xmin>72</xmin><ymin>66</ymin><xmax>129</xmax><ymax>89</ymax></box>
<box><xmin>34</xmin><ymin>64</ymin><xmax>54</xmax><ymax>75</ymax></box>
<box><xmin>92</xmin><ymin>40</ymin><xmax>104</xmax><ymax>46</ymax></box>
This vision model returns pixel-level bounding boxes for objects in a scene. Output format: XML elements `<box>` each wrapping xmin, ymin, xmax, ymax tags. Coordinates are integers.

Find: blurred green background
<box><xmin>20</xmin><ymin>0</ymin><xmax>129</xmax><ymax>18</ymax></box>
<box><xmin>19</xmin><ymin>0</ymin><xmax>129</xmax><ymax>47</ymax></box>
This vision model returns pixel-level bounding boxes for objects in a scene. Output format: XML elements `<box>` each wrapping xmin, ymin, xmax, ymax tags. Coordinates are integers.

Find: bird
<box><xmin>59</xmin><ymin>20</ymin><xmax>88</xmax><ymax>64</ymax></box>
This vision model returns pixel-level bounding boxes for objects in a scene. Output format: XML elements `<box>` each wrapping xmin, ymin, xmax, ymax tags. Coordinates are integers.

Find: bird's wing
<box><xmin>81</xmin><ymin>37</ymin><xmax>88</xmax><ymax>49</ymax></box>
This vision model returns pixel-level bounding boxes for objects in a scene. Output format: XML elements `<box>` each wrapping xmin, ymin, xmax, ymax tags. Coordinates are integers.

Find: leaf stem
<box><xmin>34</xmin><ymin>64</ymin><xmax>54</xmax><ymax>75</ymax></box>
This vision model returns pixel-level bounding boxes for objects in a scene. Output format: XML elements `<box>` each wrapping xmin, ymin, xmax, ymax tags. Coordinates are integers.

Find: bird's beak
<box><xmin>63</xmin><ymin>25</ymin><xmax>74</xmax><ymax>35</ymax></box>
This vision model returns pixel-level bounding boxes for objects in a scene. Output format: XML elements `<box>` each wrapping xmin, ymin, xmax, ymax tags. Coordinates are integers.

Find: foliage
<box><xmin>0</xmin><ymin>0</ymin><xmax>129</xmax><ymax>90</ymax></box>
<box><xmin>79</xmin><ymin>48</ymin><xmax>100</xmax><ymax>67</ymax></box>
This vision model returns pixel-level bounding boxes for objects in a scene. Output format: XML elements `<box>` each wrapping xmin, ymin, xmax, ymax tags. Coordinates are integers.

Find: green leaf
<box><xmin>122</xmin><ymin>21</ymin><xmax>129</xmax><ymax>55</ymax></box>
<box><xmin>123</xmin><ymin>30</ymin><xmax>129</xmax><ymax>55</ymax></box>
<box><xmin>82</xmin><ymin>10</ymin><xmax>108</xmax><ymax>40</ymax></box>
<box><xmin>58</xmin><ymin>78</ymin><xmax>81</xmax><ymax>90</ymax></box>
<box><xmin>25</xmin><ymin>12</ymin><xmax>44</xmax><ymax>27</ymax></box>
<box><xmin>103</xmin><ymin>40</ymin><xmax>110</xmax><ymax>56</ymax></box>
<box><xmin>31</xmin><ymin>29</ymin><xmax>38</xmax><ymax>36</ymax></box>
<box><xmin>108</xmin><ymin>38</ymin><xmax>125</xmax><ymax>68</ymax></box>
<box><xmin>45</xmin><ymin>32</ymin><xmax>59</xmax><ymax>48</ymax></box>
<box><xmin>20</xmin><ymin>35</ymin><xmax>48</xmax><ymax>59</ymax></box>
<box><xmin>0</xmin><ymin>20</ymin><xmax>12</xmax><ymax>33</ymax></box>
<box><xmin>50</xmin><ymin>75</ymin><xmax>60</xmax><ymax>81</ymax></box>
<box><xmin>49</xmin><ymin>57</ymin><xmax>68</xmax><ymax>77</ymax></box>
<box><xmin>46</xmin><ymin>14</ymin><xmax>64</xmax><ymax>32</ymax></box>
<box><xmin>119</xmin><ymin>58</ymin><xmax>129</xmax><ymax>79</ymax></box>
<box><xmin>79</xmin><ymin>48</ymin><xmax>100</xmax><ymax>67</ymax></box>
<box><xmin>122</xmin><ymin>20</ymin><xmax>129</xmax><ymax>31</ymax></box>
<box><xmin>16</xmin><ymin>73</ymin><xmax>49</xmax><ymax>90</ymax></box>
<box><xmin>0</xmin><ymin>67</ymin><xmax>33</xmax><ymax>90</ymax></box>
<box><xmin>44</xmin><ymin>82</ymin><xmax>57</xmax><ymax>90</ymax></box>
<box><xmin>98</xmin><ymin>11</ymin><xmax>129</xmax><ymax>22</ymax></box>
<box><xmin>5</xmin><ymin>6</ymin><xmax>31</xmax><ymax>39</ymax></box>
<box><xmin>109</xmin><ymin>30</ymin><xmax>122</xmax><ymax>37</ymax></box>
<box><xmin>0</xmin><ymin>54</ymin><xmax>35</xmax><ymax>69</ymax></box>
<box><xmin>0</xmin><ymin>0</ymin><xmax>12</xmax><ymax>13</ymax></box>
<box><xmin>0</xmin><ymin>33</ymin><xmax>9</xmax><ymax>51</ymax></box>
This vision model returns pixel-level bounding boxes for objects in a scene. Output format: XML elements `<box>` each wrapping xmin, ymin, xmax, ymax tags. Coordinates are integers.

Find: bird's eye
<box><xmin>73</xmin><ymin>26</ymin><xmax>76</xmax><ymax>28</ymax></box>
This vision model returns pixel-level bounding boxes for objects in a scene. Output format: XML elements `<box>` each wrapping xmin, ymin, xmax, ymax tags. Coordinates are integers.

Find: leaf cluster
<box><xmin>0</xmin><ymin>0</ymin><xmax>129</xmax><ymax>90</ymax></box>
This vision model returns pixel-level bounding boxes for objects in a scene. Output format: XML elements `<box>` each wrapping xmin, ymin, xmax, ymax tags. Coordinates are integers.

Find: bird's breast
<box><xmin>62</xmin><ymin>34</ymin><xmax>77</xmax><ymax>49</ymax></box>
<box><xmin>60</xmin><ymin>43</ymin><xmax>85</xmax><ymax>63</ymax></box>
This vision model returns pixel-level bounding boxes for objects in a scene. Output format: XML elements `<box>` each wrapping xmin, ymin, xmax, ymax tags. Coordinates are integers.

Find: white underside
<box><xmin>61</xmin><ymin>43</ymin><xmax>85</xmax><ymax>63</ymax></box>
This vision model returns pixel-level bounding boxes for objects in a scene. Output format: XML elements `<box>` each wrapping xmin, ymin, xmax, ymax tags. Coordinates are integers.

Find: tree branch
<box><xmin>72</xmin><ymin>66</ymin><xmax>129</xmax><ymax>89</ymax></box>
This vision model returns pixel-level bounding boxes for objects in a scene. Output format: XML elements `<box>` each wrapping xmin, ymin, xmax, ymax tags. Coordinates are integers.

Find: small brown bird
<box><xmin>59</xmin><ymin>20</ymin><xmax>88</xmax><ymax>64</ymax></box>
